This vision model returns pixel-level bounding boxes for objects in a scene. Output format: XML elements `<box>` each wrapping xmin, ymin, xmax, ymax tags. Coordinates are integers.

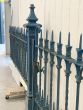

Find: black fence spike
<box><xmin>51</xmin><ymin>30</ymin><xmax>54</xmax><ymax>41</ymax></box>
<box><xmin>79</xmin><ymin>34</ymin><xmax>82</xmax><ymax>49</ymax></box>
<box><xmin>59</xmin><ymin>31</ymin><xmax>61</xmax><ymax>44</ymax></box>
<box><xmin>68</xmin><ymin>32</ymin><xmax>70</xmax><ymax>46</ymax></box>
<box><xmin>41</xmin><ymin>30</ymin><xmax>42</xmax><ymax>38</ymax></box>
<box><xmin>46</xmin><ymin>30</ymin><xmax>48</xmax><ymax>40</ymax></box>
<box><xmin>46</xmin><ymin>95</ymin><xmax>48</xmax><ymax>104</ymax></box>
<box><xmin>42</xmin><ymin>90</ymin><xmax>44</xmax><ymax>98</ymax></box>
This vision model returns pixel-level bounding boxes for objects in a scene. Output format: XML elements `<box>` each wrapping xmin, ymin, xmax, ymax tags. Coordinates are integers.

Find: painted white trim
<box><xmin>8</xmin><ymin>57</ymin><xmax>27</xmax><ymax>90</ymax></box>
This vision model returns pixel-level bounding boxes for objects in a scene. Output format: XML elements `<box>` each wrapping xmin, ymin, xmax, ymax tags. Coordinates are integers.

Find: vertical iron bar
<box><xmin>65</xmin><ymin>75</ymin><xmax>69</xmax><ymax>110</ymax></box>
<box><xmin>39</xmin><ymin>59</ymin><xmax>42</xmax><ymax>95</ymax></box>
<box><xmin>65</xmin><ymin>32</ymin><xmax>72</xmax><ymax>110</ymax></box>
<box><xmin>75</xmin><ymin>34</ymin><xmax>83</xmax><ymax>110</ymax></box>
<box><xmin>75</xmin><ymin>82</ymin><xmax>80</xmax><ymax>110</ymax></box>
<box><xmin>44</xmin><ymin>62</ymin><xmax>47</xmax><ymax>99</ymax></box>
<box><xmin>56</xmin><ymin>32</ymin><xmax>62</xmax><ymax>110</ymax></box>
<box><xmin>24</xmin><ymin>4</ymin><xmax>42</xmax><ymax>110</ymax></box>
<box><xmin>50</xmin><ymin>66</ymin><xmax>53</xmax><ymax>110</ymax></box>
<box><xmin>44</xmin><ymin>31</ymin><xmax>49</xmax><ymax>100</ymax></box>
<box><xmin>39</xmin><ymin>31</ymin><xmax>43</xmax><ymax>96</ymax></box>
<box><xmin>50</xmin><ymin>31</ymin><xmax>55</xmax><ymax>110</ymax></box>
<box><xmin>56</xmin><ymin>68</ymin><xmax>61</xmax><ymax>110</ymax></box>
<box><xmin>24</xmin><ymin>44</ymin><xmax>27</xmax><ymax>81</ymax></box>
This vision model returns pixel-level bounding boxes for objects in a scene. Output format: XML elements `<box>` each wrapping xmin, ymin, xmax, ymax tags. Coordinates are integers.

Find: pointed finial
<box><xmin>68</xmin><ymin>32</ymin><xmax>70</xmax><ymax>46</ymax></box>
<box><xmin>79</xmin><ymin>34</ymin><xmax>82</xmax><ymax>49</ymax></box>
<box><xmin>42</xmin><ymin>90</ymin><xmax>44</xmax><ymax>98</ymax></box>
<box><xmin>27</xmin><ymin>4</ymin><xmax>38</xmax><ymax>22</ymax></box>
<box><xmin>40</xmin><ymin>30</ymin><xmax>42</xmax><ymax>38</ymax></box>
<box><xmin>24</xmin><ymin>28</ymin><xmax>26</xmax><ymax>36</ymax></box>
<box><xmin>46</xmin><ymin>95</ymin><xmax>48</xmax><ymax>104</ymax></box>
<box><xmin>51</xmin><ymin>30</ymin><xmax>54</xmax><ymax>41</ymax></box>
<box><xmin>59</xmin><ymin>31</ymin><xmax>61</xmax><ymax>44</ymax></box>
<box><xmin>46</xmin><ymin>30</ymin><xmax>48</xmax><ymax>40</ymax></box>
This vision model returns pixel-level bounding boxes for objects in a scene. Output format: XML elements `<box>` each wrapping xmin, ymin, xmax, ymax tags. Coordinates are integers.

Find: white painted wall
<box><xmin>11</xmin><ymin>0</ymin><xmax>20</xmax><ymax>26</ymax></box>
<box><xmin>10</xmin><ymin>0</ymin><xmax>83</xmax><ymax>110</ymax></box>
<box><xmin>5</xmin><ymin>2</ymin><xmax>11</xmax><ymax>55</ymax></box>
<box><xmin>9</xmin><ymin>57</ymin><xmax>27</xmax><ymax>90</ymax></box>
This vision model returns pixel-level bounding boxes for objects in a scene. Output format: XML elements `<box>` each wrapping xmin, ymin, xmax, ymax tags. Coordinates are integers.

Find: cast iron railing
<box><xmin>9</xmin><ymin>26</ymin><xmax>27</xmax><ymax>81</ymax></box>
<box><xmin>9</xmin><ymin>4</ymin><xmax>83</xmax><ymax>110</ymax></box>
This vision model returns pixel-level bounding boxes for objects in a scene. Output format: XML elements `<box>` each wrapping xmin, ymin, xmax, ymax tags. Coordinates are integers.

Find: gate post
<box><xmin>24</xmin><ymin>4</ymin><xmax>42</xmax><ymax>110</ymax></box>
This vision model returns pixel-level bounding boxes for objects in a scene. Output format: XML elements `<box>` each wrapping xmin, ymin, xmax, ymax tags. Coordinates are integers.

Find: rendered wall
<box><xmin>11</xmin><ymin>0</ymin><xmax>19</xmax><ymax>26</ymax></box>
<box><xmin>5</xmin><ymin>2</ymin><xmax>11</xmax><ymax>55</ymax></box>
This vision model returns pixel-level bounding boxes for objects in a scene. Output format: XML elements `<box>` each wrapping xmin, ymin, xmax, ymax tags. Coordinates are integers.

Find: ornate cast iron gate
<box><xmin>9</xmin><ymin>4</ymin><xmax>83</xmax><ymax>110</ymax></box>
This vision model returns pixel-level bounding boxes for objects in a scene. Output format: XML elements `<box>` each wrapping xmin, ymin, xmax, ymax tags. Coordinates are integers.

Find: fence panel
<box><xmin>9</xmin><ymin>4</ymin><xmax>83</xmax><ymax>110</ymax></box>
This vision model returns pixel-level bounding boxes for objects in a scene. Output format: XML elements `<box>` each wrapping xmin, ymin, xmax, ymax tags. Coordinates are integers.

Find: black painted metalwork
<box><xmin>9</xmin><ymin>4</ymin><xmax>83</xmax><ymax>110</ymax></box>
<box><xmin>39</xmin><ymin>30</ymin><xmax>43</xmax><ymax>97</ymax></box>
<box><xmin>65</xmin><ymin>32</ymin><xmax>72</xmax><ymax>110</ymax></box>
<box><xmin>75</xmin><ymin>35</ymin><xmax>83</xmax><ymax>110</ymax></box>
<box><xmin>49</xmin><ymin>31</ymin><xmax>55</xmax><ymax>110</ymax></box>
<box><xmin>44</xmin><ymin>31</ymin><xmax>49</xmax><ymax>100</ymax></box>
<box><xmin>56</xmin><ymin>32</ymin><xmax>62</xmax><ymax>110</ymax></box>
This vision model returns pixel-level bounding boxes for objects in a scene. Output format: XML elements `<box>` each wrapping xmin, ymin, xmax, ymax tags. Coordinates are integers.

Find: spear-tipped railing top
<box><xmin>79</xmin><ymin>34</ymin><xmax>82</xmax><ymax>49</ymax></box>
<box><xmin>68</xmin><ymin>32</ymin><xmax>70</xmax><ymax>46</ymax></box>
<box><xmin>59</xmin><ymin>31</ymin><xmax>61</xmax><ymax>44</ymax></box>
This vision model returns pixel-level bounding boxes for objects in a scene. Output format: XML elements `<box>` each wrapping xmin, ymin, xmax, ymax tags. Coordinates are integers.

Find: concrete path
<box><xmin>0</xmin><ymin>56</ymin><xmax>25</xmax><ymax>110</ymax></box>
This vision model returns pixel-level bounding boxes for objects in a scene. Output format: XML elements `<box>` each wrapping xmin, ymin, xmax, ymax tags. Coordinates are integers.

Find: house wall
<box><xmin>5</xmin><ymin>2</ymin><xmax>11</xmax><ymax>55</ymax></box>
<box><xmin>10</xmin><ymin>0</ymin><xmax>83</xmax><ymax>110</ymax></box>
<box><xmin>11</xmin><ymin>0</ymin><xmax>20</xmax><ymax>26</ymax></box>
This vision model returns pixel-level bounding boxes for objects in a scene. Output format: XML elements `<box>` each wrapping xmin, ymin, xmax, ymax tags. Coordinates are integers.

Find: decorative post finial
<box><xmin>25</xmin><ymin>4</ymin><xmax>42</xmax><ymax>110</ymax></box>
<box><xmin>23</xmin><ymin>4</ymin><xmax>42</xmax><ymax>32</ymax></box>
<box><xmin>27</xmin><ymin>4</ymin><xmax>38</xmax><ymax>23</ymax></box>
